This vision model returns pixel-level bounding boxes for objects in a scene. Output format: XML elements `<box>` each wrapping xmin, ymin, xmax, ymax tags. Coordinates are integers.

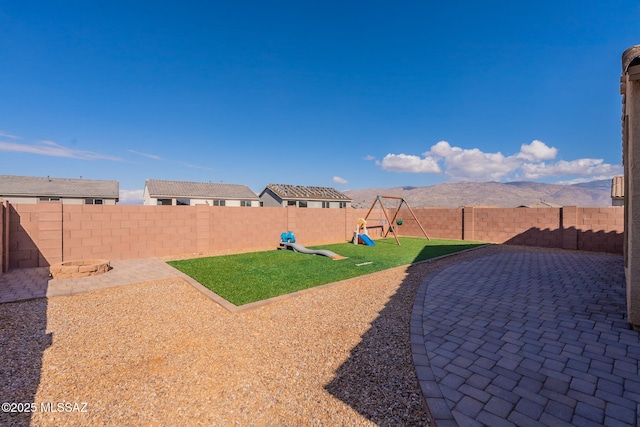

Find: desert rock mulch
<box><xmin>1</xmin><ymin>244</ymin><xmax>544</xmax><ymax>426</ymax></box>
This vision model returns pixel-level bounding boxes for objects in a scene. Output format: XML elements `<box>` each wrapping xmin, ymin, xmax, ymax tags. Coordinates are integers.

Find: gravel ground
<box><xmin>1</xmin><ymin>244</ymin><xmax>539</xmax><ymax>427</ymax></box>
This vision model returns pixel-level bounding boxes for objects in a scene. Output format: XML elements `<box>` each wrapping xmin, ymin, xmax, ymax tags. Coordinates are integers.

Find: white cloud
<box><xmin>119</xmin><ymin>189</ymin><xmax>144</xmax><ymax>204</ymax></box>
<box><xmin>378</xmin><ymin>139</ymin><xmax>622</xmax><ymax>182</ymax></box>
<box><xmin>379</xmin><ymin>153</ymin><xmax>441</xmax><ymax>173</ymax></box>
<box><xmin>0</xmin><ymin>140</ymin><xmax>122</xmax><ymax>161</ymax></box>
<box><xmin>520</xmin><ymin>159</ymin><xmax>623</xmax><ymax>179</ymax></box>
<box><xmin>424</xmin><ymin>141</ymin><xmax>519</xmax><ymax>181</ymax></box>
<box><xmin>363</xmin><ymin>155</ymin><xmax>376</xmax><ymax>161</ymax></box>
<box><xmin>0</xmin><ymin>131</ymin><xmax>19</xmax><ymax>139</ymax></box>
<box><xmin>517</xmin><ymin>140</ymin><xmax>558</xmax><ymax>161</ymax></box>
<box><xmin>128</xmin><ymin>149</ymin><xmax>162</xmax><ymax>160</ymax></box>
<box><xmin>333</xmin><ymin>176</ymin><xmax>348</xmax><ymax>184</ymax></box>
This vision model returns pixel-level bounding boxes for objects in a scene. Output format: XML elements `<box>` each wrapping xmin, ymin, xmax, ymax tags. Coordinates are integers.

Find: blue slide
<box><xmin>358</xmin><ymin>234</ymin><xmax>376</xmax><ymax>246</ymax></box>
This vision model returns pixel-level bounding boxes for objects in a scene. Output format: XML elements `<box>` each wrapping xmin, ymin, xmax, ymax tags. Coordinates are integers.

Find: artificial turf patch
<box><xmin>168</xmin><ymin>237</ymin><xmax>485</xmax><ymax>305</ymax></box>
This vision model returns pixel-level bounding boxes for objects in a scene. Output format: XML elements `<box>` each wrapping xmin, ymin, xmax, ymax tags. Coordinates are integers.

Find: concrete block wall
<box><xmin>577</xmin><ymin>207</ymin><xmax>625</xmax><ymax>253</ymax></box>
<box><xmin>207</xmin><ymin>206</ymin><xmax>288</xmax><ymax>253</ymax></box>
<box><xmin>0</xmin><ymin>203</ymin><xmax>624</xmax><ymax>273</ymax></box>
<box><xmin>397</xmin><ymin>206</ymin><xmax>623</xmax><ymax>253</ymax></box>
<box><xmin>475</xmin><ymin>207</ymin><xmax>561</xmax><ymax>246</ymax></box>
<box><xmin>291</xmin><ymin>207</ymin><xmax>341</xmax><ymax>245</ymax></box>
<box><xmin>62</xmin><ymin>205</ymin><xmax>200</xmax><ymax>261</ymax></box>
<box><xmin>8</xmin><ymin>203</ymin><xmax>63</xmax><ymax>269</ymax></box>
<box><xmin>3</xmin><ymin>204</ymin><xmax>373</xmax><ymax>269</ymax></box>
<box><xmin>394</xmin><ymin>208</ymin><xmax>463</xmax><ymax>240</ymax></box>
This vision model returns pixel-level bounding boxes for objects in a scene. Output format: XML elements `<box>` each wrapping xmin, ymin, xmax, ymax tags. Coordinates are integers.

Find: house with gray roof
<box><xmin>143</xmin><ymin>179</ymin><xmax>260</xmax><ymax>206</ymax></box>
<box><xmin>0</xmin><ymin>175</ymin><xmax>119</xmax><ymax>205</ymax></box>
<box><xmin>259</xmin><ymin>184</ymin><xmax>351</xmax><ymax>208</ymax></box>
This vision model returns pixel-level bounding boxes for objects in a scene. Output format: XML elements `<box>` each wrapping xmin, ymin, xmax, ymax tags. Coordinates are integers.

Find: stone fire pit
<box><xmin>50</xmin><ymin>259</ymin><xmax>111</xmax><ymax>279</ymax></box>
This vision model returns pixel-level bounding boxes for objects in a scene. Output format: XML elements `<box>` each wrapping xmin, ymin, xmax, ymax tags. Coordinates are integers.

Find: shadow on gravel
<box><xmin>0</xmin><ymin>298</ymin><xmax>52</xmax><ymax>426</ymax></box>
<box><xmin>0</xmin><ymin>203</ymin><xmax>52</xmax><ymax>426</ymax></box>
<box><xmin>324</xmin><ymin>244</ymin><xmax>446</xmax><ymax>426</ymax></box>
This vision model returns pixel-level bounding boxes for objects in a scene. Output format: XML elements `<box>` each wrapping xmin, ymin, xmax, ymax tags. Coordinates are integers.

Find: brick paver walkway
<box><xmin>0</xmin><ymin>258</ymin><xmax>183</xmax><ymax>303</ymax></box>
<box><xmin>412</xmin><ymin>251</ymin><xmax>640</xmax><ymax>427</ymax></box>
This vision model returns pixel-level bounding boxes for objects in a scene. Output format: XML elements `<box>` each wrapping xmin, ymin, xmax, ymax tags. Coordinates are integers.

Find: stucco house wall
<box><xmin>622</xmin><ymin>44</ymin><xmax>640</xmax><ymax>329</ymax></box>
<box><xmin>259</xmin><ymin>188</ymin><xmax>284</xmax><ymax>207</ymax></box>
<box><xmin>0</xmin><ymin>195</ymin><xmax>118</xmax><ymax>205</ymax></box>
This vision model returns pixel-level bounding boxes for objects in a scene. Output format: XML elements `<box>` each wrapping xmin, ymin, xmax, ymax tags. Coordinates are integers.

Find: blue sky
<box><xmin>1</xmin><ymin>1</ymin><xmax>637</xmax><ymax>203</ymax></box>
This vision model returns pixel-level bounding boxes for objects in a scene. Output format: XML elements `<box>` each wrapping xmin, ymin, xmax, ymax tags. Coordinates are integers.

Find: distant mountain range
<box><xmin>343</xmin><ymin>179</ymin><xmax>614</xmax><ymax>208</ymax></box>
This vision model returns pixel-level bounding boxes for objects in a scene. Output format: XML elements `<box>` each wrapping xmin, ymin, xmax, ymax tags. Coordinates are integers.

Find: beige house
<box><xmin>611</xmin><ymin>175</ymin><xmax>624</xmax><ymax>206</ymax></box>
<box><xmin>143</xmin><ymin>179</ymin><xmax>260</xmax><ymax>206</ymax></box>
<box><xmin>259</xmin><ymin>184</ymin><xmax>351</xmax><ymax>208</ymax></box>
<box><xmin>0</xmin><ymin>175</ymin><xmax>119</xmax><ymax>205</ymax></box>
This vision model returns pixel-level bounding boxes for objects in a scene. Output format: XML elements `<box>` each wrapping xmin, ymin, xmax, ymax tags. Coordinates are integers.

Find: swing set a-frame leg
<box><xmin>364</xmin><ymin>196</ymin><xmax>401</xmax><ymax>245</ymax></box>
<box><xmin>404</xmin><ymin>201</ymin><xmax>430</xmax><ymax>240</ymax></box>
<box><xmin>363</xmin><ymin>195</ymin><xmax>430</xmax><ymax>245</ymax></box>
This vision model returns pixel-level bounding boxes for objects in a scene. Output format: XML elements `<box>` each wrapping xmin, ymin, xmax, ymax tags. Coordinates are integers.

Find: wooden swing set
<box><xmin>363</xmin><ymin>195</ymin><xmax>430</xmax><ymax>246</ymax></box>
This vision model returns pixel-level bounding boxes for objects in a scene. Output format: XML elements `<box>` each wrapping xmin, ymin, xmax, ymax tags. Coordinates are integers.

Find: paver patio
<box><xmin>412</xmin><ymin>251</ymin><xmax>640</xmax><ymax>426</ymax></box>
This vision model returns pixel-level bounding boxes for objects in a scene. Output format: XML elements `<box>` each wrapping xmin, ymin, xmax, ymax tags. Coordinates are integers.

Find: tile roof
<box><xmin>611</xmin><ymin>176</ymin><xmax>624</xmax><ymax>198</ymax></box>
<box><xmin>0</xmin><ymin>175</ymin><xmax>119</xmax><ymax>199</ymax></box>
<box><xmin>263</xmin><ymin>184</ymin><xmax>351</xmax><ymax>201</ymax></box>
<box><xmin>145</xmin><ymin>179</ymin><xmax>258</xmax><ymax>199</ymax></box>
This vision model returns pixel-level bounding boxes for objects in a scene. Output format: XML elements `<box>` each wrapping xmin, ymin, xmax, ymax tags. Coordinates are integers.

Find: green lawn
<box><xmin>168</xmin><ymin>237</ymin><xmax>485</xmax><ymax>306</ymax></box>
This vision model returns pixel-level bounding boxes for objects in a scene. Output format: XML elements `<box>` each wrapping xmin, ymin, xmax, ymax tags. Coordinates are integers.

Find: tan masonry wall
<box><xmin>396</xmin><ymin>206</ymin><xmax>623</xmax><ymax>253</ymax></box>
<box><xmin>0</xmin><ymin>203</ymin><xmax>624</xmax><ymax>272</ymax></box>
<box><xmin>4</xmin><ymin>204</ymin><xmax>372</xmax><ymax>269</ymax></box>
<box><xmin>7</xmin><ymin>202</ymin><xmax>64</xmax><ymax>270</ymax></box>
<box><xmin>474</xmin><ymin>207</ymin><xmax>562</xmax><ymax>246</ymax></box>
<box><xmin>391</xmin><ymin>207</ymin><xmax>463</xmax><ymax>240</ymax></box>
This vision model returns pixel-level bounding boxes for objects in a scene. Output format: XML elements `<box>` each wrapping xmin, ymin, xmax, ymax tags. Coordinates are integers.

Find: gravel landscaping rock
<box><xmin>1</xmin><ymin>244</ymin><xmax>539</xmax><ymax>426</ymax></box>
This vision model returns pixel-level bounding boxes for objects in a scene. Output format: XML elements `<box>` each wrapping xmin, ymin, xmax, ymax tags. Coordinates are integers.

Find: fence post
<box><xmin>286</xmin><ymin>205</ymin><xmax>297</xmax><ymax>233</ymax></box>
<box><xmin>196</xmin><ymin>204</ymin><xmax>210</xmax><ymax>253</ymax></box>
<box><xmin>560</xmin><ymin>206</ymin><xmax>578</xmax><ymax>250</ymax></box>
<box><xmin>0</xmin><ymin>201</ymin><xmax>7</xmax><ymax>274</ymax></box>
<box><xmin>462</xmin><ymin>206</ymin><xmax>475</xmax><ymax>241</ymax></box>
